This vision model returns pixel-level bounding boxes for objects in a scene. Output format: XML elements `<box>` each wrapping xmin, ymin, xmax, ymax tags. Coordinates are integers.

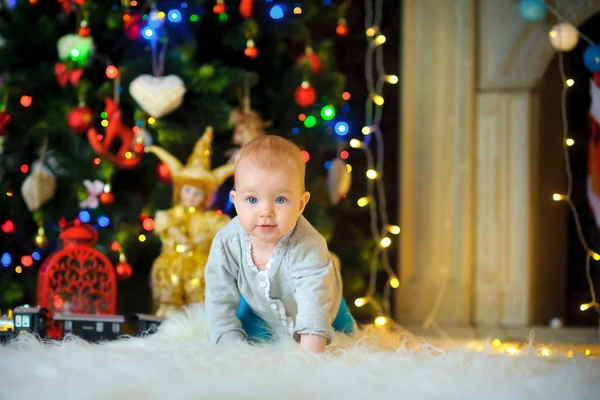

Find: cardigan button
<box><xmin>260</xmin><ymin>281</ymin><xmax>267</xmax><ymax>288</ymax></box>
<box><xmin>270</xmin><ymin>303</ymin><xmax>277</xmax><ymax>310</ymax></box>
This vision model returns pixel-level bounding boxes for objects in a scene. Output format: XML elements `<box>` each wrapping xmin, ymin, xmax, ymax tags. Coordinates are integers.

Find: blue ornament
<box><xmin>518</xmin><ymin>0</ymin><xmax>546</xmax><ymax>23</ymax></box>
<box><xmin>583</xmin><ymin>45</ymin><xmax>600</xmax><ymax>72</ymax></box>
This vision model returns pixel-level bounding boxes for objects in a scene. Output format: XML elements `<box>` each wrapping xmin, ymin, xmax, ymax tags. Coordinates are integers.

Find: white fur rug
<box><xmin>1</xmin><ymin>305</ymin><xmax>599</xmax><ymax>400</ymax></box>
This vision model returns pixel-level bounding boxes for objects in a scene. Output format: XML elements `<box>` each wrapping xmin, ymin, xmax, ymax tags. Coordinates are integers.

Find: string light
<box><xmin>357</xmin><ymin>197</ymin><xmax>369</xmax><ymax>207</ymax></box>
<box><xmin>349</xmin><ymin>139</ymin><xmax>363</xmax><ymax>148</ymax></box>
<box><xmin>565</xmin><ymin>138</ymin><xmax>575</xmax><ymax>146</ymax></box>
<box><xmin>388</xmin><ymin>225</ymin><xmax>401</xmax><ymax>234</ymax></box>
<box><xmin>347</xmin><ymin>0</ymin><xmax>400</xmax><ymax>325</ymax></box>
<box><xmin>373</xmin><ymin>35</ymin><xmax>386</xmax><ymax>46</ymax></box>
<box><xmin>354</xmin><ymin>297</ymin><xmax>368</xmax><ymax>307</ymax></box>
<box><xmin>365</xmin><ymin>169</ymin><xmax>378</xmax><ymax>179</ymax></box>
<box><xmin>384</xmin><ymin>75</ymin><xmax>398</xmax><ymax>84</ymax></box>
<box><xmin>544</xmin><ymin>3</ymin><xmax>600</xmax><ymax>314</ymax></box>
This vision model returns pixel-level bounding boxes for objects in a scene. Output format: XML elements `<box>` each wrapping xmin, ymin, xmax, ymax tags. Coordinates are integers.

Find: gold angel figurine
<box><xmin>145</xmin><ymin>127</ymin><xmax>234</xmax><ymax>317</ymax></box>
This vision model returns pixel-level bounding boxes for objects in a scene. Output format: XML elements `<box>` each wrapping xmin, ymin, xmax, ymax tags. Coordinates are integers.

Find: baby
<box><xmin>204</xmin><ymin>135</ymin><xmax>355</xmax><ymax>353</ymax></box>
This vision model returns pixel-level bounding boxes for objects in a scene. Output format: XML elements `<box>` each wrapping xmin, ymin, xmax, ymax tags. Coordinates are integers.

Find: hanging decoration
<box><xmin>213</xmin><ymin>0</ymin><xmax>225</xmax><ymax>14</ymax></box>
<box><xmin>129</xmin><ymin>75</ymin><xmax>186</xmax><ymax>118</ymax></box>
<box><xmin>54</xmin><ymin>63</ymin><xmax>83</xmax><ymax>87</ymax></box>
<box><xmin>87</xmin><ymin>97</ymin><xmax>142</xmax><ymax>169</ymax></box>
<box><xmin>56</xmin><ymin>34</ymin><xmax>94</xmax><ymax>68</ymax></box>
<box><xmin>229</xmin><ymin>108</ymin><xmax>269</xmax><ymax>148</ymax></box>
<box><xmin>34</xmin><ymin>226</ymin><xmax>49</xmax><ymax>248</ymax></box>
<box><xmin>20</xmin><ymin>138</ymin><xmax>57</xmax><ymax>212</ymax></box>
<box><xmin>327</xmin><ymin>157</ymin><xmax>352</xmax><ymax>206</ymax></box>
<box><xmin>67</xmin><ymin>104</ymin><xmax>93</xmax><ymax>133</ymax></box>
<box><xmin>294</xmin><ymin>81</ymin><xmax>317</xmax><ymax>108</ymax></box>
<box><xmin>244</xmin><ymin>39</ymin><xmax>258</xmax><ymax>59</ymax></box>
<box><xmin>129</xmin><ymin>25</ymin><xmax>186</xmax><ymax>118</ymax></box>
<box><xmin>583</xmin><ymin>45</ymin><xmax>600</xmax><ymax>72</ymax></box>
<box><xmin>116</xmin><ymin>251</ymin><xmax>132</xmax><ymax>280</ymax></box>
<box><xmin>79</xmin><ymin>179</ymin><xmax>104</xmax><ymax>209</ymax></box>
<box><xmin>227</xmin><ymin>78</ymin><xmax>269</xmax><ymax>161</ymax></box>
<box><xmin>99</xmin><ymin>185</ymin><xmax>114</xmax><ymax>206</ymax></box>
<box><xmin>549</xmin><ymin>23</ymin><xmax>579</xmax><ymax>52</ymax></box>
<box><xmin>78</xmin><ymin>20</ymin><xmax>91</xmax><ymax>37</ymax></box>
<box><xmin>297</xmin><ymin>46</ymin><xmax>322</xmax><ymax>74</ymax></box>
<box><xmin>336</xmin><ymin>17</ymin><xmax>348</xmax><ymax>37</ymax></box>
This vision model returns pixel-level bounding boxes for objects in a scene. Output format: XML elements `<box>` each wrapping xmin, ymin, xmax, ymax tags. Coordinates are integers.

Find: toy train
<box><xmin>0</xmin><ymin>306</ymin><xmax>163</xmax><ymax>344</ymax></box>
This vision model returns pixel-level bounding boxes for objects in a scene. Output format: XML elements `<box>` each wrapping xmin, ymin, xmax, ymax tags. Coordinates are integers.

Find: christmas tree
<box><xmin>0</xmin><ymin>0</ymin><xmax>398</xmax><ymax>322</ymax></box>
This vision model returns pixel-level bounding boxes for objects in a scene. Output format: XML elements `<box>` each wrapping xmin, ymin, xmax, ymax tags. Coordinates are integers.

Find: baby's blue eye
<box><xmin>275</xmin><ymin>197</ymin><xmax>286</xmax><ymax>204</ymax></box>
<box><xmin>246</xmin><ymin>196</ymin><xmax>258</xmax><ymax>204</ymax></box>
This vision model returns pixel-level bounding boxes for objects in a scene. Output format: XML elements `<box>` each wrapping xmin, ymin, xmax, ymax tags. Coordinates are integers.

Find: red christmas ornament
<box><xmin>294</xmin><ymin>81</ymin><xmax>317</xmax><ymax>108</ymax></box>
<box><xmin>157</xmin><ymin>162</ymin><xmax>171</xmax><ymax>184</ymax></box>
<box><xmin>116</xmin><ymin>260</ymin><xmax>133</xmax><ymax>280</ymax></box>
<box><xmin>0</xmin><ymin>111</ymin><xmax>11</xmax><ymax>136</ymax></box>
<box><xmin>213</xmin><ymin>0</ymin><xmax>225</xmax><ymax>14</ymax></box>
<box><xmin>37</xmin><ymin>220</ymin><xmax>117</xmax><ymax>339</ymax></box>
<box><xmin>133</xmin><ymin>142</ymin><xmax>145</xmax><ymax>154</ymax></box>
<box><xmin>336</xmin><ymin>18</ymin><xmax>349</xmax><ymax>37</ymax></box>
<box><xmin>1</xmin><ymin>220</ymin><xmax>15</xmax><ymax>234</ymax></box>
<box><xmin>99</xmin><ymin>191</ymin><xmax>114</xmax><ymax>206</ymax></box>
<box><xmin>297</xmin><ymin>48</ymin><xmax>321</xmax><ymax>74</ymax></box>
<box><xmin>68</xmin><ymin>105</ymin><xmax>93</xmax><ymax>134</ymax></box>
<box><xmin>244</xmin><ymin>41</ymin><xmax>258</xmax><ymax>59</ymax></box>
<box><xmin>78</xmin><ymin>26</ymin><xmax>91</xmax><ymax>37</ymax></box>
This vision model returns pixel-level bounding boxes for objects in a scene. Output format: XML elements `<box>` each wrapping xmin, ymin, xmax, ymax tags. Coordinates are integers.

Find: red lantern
<box><xmin>68</xmin><ymin>105</ymin><xmax>93</xmax><ymax>134</ymax></box>
<box><xmin>37</xmin><ymin>221</ymin><xmax>117</xmax><ymax>339</ymax></box>
<box><xmin>297</xmin><ymin>48</ymin><xmax>321</xmax><ymax>74</ymax></box>
<box><xmin>294</xmin><ymin>81</ymin><xmax>317</xmax><ymax>108</ymax></box>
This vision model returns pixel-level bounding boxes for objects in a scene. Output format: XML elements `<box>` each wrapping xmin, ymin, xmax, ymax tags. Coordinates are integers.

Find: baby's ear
<box><xmin>299</xmin><ymin>191</ymin><xmax>310</xmax><ymax>213</ymax></box>
<box><xmin>229</xmin><ymin>190</ymin><xmax>236</xmax><ymax>203</ymax></box>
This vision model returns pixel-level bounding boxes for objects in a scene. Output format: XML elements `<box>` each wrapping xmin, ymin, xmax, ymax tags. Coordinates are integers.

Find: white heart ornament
<box><xmin>129</xmin><ymin>74</ymin><xmax>186</xmax><ymax>118</ymax></box>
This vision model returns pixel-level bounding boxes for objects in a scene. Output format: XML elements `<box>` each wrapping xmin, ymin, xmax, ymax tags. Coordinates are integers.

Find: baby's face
<box><xmin>180</xmin><ymin>184</ymin><xmax>204</xmax><ymax>208</ymax></box>
<box><xmin>232</xmin><ymin>160</ymin><xmax>309</xmax><ymax>245</ymax></box>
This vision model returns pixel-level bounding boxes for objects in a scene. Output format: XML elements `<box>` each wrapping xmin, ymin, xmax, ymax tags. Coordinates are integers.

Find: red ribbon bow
<box><xmin>55</xmin><ymin>63</ymin><xmax>83</xmax><ymax>87</ymax></box>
